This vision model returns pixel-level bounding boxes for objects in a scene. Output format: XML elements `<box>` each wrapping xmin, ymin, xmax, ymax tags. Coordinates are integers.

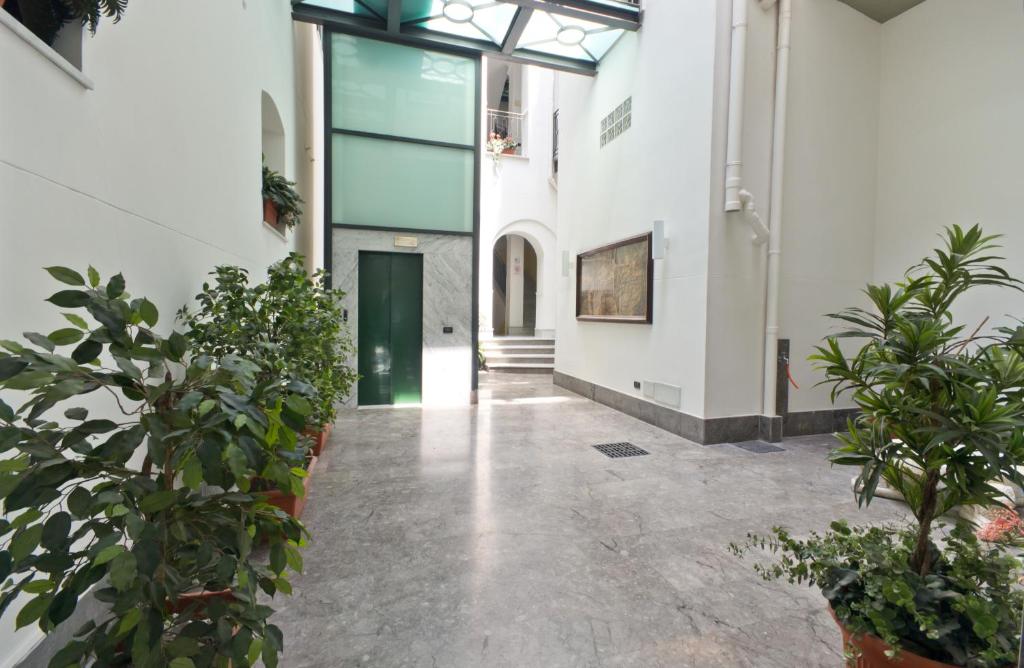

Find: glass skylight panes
<box><xmin>581</xmin><ymin>27</ymin><xmax>624</xmax><ymax>60</ymax></box>
<box><xmin>300</xmin><ymin>0</ymin><xmax>388</xmax><ymax>21</ymax></box>
<box><xmin>515</xmin><ymin>9</ymin><xmax>622</xmax><ymax>62</ymax></box>
<box><xmin>295</xmin><ymin>0</ymin><xmax>637</xmax><ymax>68</ymax></box>
<box><xmin>403</xmin><ymin>1</ymin><xmax>517</xmax><ymax>46</ymax></box>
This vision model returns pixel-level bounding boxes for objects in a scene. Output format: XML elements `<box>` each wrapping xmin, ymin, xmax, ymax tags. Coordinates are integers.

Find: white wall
<box><xmin>703</xmin><ymin>0</ymin><xmax>776</xmax><ymax>419</ymax></box>
<box><xmin>775</xmin><ymin>0</ymin><xmax>881</xmax><ymax>413</ymax></box>
<box><xmin>554</xmin><ymin>0</ymin><xmax>717</xmax><ymax>417</ymax></box>
<box><xmin>874</xmin><ymin>0</ymin><xmax>1024</xmax><ymax>331</ymax></box>
<box><xmin>479</xmin><ymin>62</ymin><xmax>559</xmax><ymax>338</ymax></box>
<box><xmin>0</xmin><ymin>2</ymin><xmax>316</xmax><ymax>663</ymax></box>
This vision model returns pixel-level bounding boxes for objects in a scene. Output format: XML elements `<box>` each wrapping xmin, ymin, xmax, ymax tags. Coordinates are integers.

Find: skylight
<box><xmin>293</xmin><ymin>0</ymin><xmax>641</xmax><ymax>74</ymax></box>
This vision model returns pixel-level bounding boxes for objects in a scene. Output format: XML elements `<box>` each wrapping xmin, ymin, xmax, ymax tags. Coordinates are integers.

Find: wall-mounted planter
<box><xmin>830</xmin><ymin>608</ymin><xmax>955</xmax><ymax>668</ymax></box>
<box><xmin>263</xmin><ymin>198</ymin><xmax>280</xmax><ymax>227</ymax></box>
<box><xmin>263</xmin><ymin>455</ymin><xmax>317</xmax><ymax>518</ymax></box>
<box><xmin>303</xmin><ymin>422</ymin><xmax>332</xmax><ymax>457</ymax></box>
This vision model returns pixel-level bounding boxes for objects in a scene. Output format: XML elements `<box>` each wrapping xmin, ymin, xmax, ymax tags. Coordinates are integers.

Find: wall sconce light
<box><xmin>652</xmin><ymin>220</ymin><xmax>668</xmax><ymax>260</ymax></box>
<box><xmin>562</xmin><ymin>250</ymin><xmax>571</xmax><ymax>277</ymax></box>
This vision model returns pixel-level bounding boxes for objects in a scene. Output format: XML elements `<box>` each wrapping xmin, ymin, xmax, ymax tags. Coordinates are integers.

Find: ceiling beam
<box><xmin>497</xmin><ymin>0</ymin><xmax>639</xmax><ymax>30</ymax></box>
<box><xmin>501</xmin><ymin>7</ymin><xmax>534</xmax><ymax>55</ymax></box>
<box><xmin>386</xmin><ymin>0</ymin><xmax>401</xmax><ymax>32</ymax></box>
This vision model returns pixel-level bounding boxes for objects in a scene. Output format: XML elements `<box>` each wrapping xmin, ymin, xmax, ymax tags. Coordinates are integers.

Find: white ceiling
<box><xmin>836</xmin><ymin>0</ymin><xmax>927</xmax><ymax>22</ymax></box>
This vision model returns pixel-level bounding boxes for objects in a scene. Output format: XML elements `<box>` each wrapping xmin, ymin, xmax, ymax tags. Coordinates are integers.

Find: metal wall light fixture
<box><xmin>652</xmin><ymin>220</ymin><xmax>667</xmax><ymax>260</ymax></box>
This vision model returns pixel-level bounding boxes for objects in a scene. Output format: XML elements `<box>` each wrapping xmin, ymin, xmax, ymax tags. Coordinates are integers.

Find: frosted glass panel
<box><xmin>332</xmin><ymin>134</ymin><xmax>473</xmax><ymax>233</ymax></box>
<box><xmin>331</xmin><ymin>34</ymin><xmax>476</xmax><ymax>145</ymax></box>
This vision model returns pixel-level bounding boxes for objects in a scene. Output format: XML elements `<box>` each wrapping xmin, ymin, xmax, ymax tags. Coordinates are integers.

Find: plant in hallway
<box><xmin>0</xmin><ymin>265</ymin><xmax>308</xmax><ymax>667</ymax></box>
<box><xmin>262</xmin><ymin>161</ymin><xmax>303</xmax><ymax>230</ymax></box>
<box><xmin>180</xmin><ymin>253</ymin><xmax>357</xmax><ymax>455</ymax></box>
<box><xmin>733</xmin><ymin>225</ymin><xmax>1024</xmax><ymax>667</ymax></box>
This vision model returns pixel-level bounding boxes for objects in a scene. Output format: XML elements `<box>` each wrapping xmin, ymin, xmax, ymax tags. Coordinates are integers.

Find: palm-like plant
<box><xmin>812</xmin><ymin>224</ymin><xmax>1024</xmax><ymax>578</ymax></box>
<box><xmin>261</xmin><ymin>164</ymin><xmax>303</xmax><ymax>230</ymax></box>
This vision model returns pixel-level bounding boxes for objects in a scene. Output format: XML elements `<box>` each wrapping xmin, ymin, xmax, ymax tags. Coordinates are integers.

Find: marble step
<box><xmin>484</xmin><ymin>338</ymin><xmax>555</xmax><ymax>346</ymax></box>
<box><xmin>484</xmin><ymin>354</ymin><xmax>554</xmax><ymax>364</ymax></box>
<box><xmin>486</xmin><ymin>362</ymin><xmax>555</xmax><ymax>374</ymax></box>
<box><xmin>480</xmin><ymin>345</ymin><xmax>555</xmax><ymax>354</ymax></box>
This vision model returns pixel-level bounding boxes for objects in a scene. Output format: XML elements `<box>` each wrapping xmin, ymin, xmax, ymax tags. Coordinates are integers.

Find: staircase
<box><xmin>481</xmin><ymin>336</ymin><xmax>555</xmax><ymax>374</ymax></box>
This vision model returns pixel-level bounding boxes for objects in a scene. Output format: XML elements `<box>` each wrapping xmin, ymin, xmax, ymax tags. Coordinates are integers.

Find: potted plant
<box><xmin>732</xmin><ymin>226</ymin><xmax>1024</xmax><ymax>667</ymax></box>
<box><xmin>262</xmin><ymin>162</ymin><xmax>303</xmax><ymax>231</ymax></box>
<box><xmin>4</xmin><ymin>0</ymin><xmax>128</xmax><ymax>46</ymax></box>
<box><xmin>180</xmin><ymin>254</ymin><xmax>357</xmax><ymax>456</ymax></box>
<box><xmin>0</xmin><ymin>265</ymin><xmax>310</xmax><ymax>667</ymax></box>
<box><xmin>486</xmin><ymin>133</ymin><xmax>519</xmax><ymax>160</ymax></box>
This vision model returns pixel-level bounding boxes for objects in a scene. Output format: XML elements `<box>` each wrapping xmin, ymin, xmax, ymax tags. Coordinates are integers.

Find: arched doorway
<box><xmin>492</xmin><ymin>233</ymin><xmax>537</xmax><ymax>336</ymax></box>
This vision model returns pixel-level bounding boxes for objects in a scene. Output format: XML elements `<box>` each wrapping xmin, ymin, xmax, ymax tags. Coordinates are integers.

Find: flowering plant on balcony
<box><xmin>486</xmin><ymin>133</ymin><xmax>519</xmax><ymax>160</ymax></box>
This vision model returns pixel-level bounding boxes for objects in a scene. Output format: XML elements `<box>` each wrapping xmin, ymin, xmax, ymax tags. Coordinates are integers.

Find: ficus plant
<box><xmin>733</xmin><ymin>225</ymin><xmax>1024</xmax><ymax>665</ymax></box>
<box><xmin>0</xmin><ymin>266</ymin><xmax>313</xmax><ymax>667</ymax></box>
<box><xmin>179</xmin><ymin>253</ymin><xmax>357</xmax><ymax>431</ymax></box>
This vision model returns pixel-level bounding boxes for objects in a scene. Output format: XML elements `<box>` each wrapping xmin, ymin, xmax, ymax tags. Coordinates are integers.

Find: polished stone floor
<box><xmin>273</xmin><ymin>374</ymin><xmax>907</xmax><ymax>667</ymax></box>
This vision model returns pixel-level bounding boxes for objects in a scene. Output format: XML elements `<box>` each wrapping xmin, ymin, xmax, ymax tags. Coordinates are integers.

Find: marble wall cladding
<box><xmin>332</xmin><ymin>229</ymin><xmax>474</xmax><ymax>407</ymax></box>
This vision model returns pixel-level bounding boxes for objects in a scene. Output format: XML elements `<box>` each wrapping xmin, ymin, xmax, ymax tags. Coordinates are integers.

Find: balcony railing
<box><xmin>487</xmin><ymin>109</ymin><xmax>527</xmax><ymax>157</ymax></box>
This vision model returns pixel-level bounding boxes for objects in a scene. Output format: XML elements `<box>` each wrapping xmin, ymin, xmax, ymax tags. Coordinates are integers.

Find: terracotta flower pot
<box><xmin>263</xmin><ymin>198</ymin><xmax>279</xmax><ymax>226</ymax></box>
<box><xmin>302</xmin><ymin>423</ymin><xmax>331</xmax><ymax>457</ymax></box>
<box><xmin>502</xmin><ymin>146</ymin><xmax>516</xmax><ymax>155</ymax></box>
<box><xmin>829</xmin><ymin>608</ymin><xmax>956</xmax><ymax>668</ymax></box>
<box><xmin>263</xmin><ymin>455</ymin><xmax>317</xmax><ymax>518</ymax></box>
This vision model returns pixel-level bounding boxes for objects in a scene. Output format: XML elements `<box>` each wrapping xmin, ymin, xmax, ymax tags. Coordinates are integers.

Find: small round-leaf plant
<box><xmin>0</xmin><ymin>265</ymin><xmax>314</xmax><ymax>667</ymax></box>
<box><xmin>733</xmin><ymin>225</ymin><xmax>1024</xmax><ymax>666</ymax></box>
<box><xmin>179</xmin><ymin>253</ymin><xmax>358</xmax><ymax>431</ymax></box>
<box><xmin>261</xmin><ymin>162</ymin><xmax>303</xmax><ymax>230</ymax></box>
<box><xmin>730</xmin><ymin>521</ymin><xmax>1023</xmax><ymax>667</ymax></box>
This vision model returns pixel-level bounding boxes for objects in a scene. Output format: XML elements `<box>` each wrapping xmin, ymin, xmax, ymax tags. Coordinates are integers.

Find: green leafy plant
<box><xmin>0</xmin><ymin>265</ymin><xmax>311</xmax><ymax>667</ymax></box>
<box><xmin>179</xmin><ymin>254</ymin><xmax>357</xmax><ymax>430</ymax></box>
<box><xmin>732</xmin><ymin>522</ymin><xmax>1023</xmax><ymax>666</ymax></box>
<box><xmin>812</xmin><ymin>225</ymin><xmax>1024</xmax><ymax>574</ymax></box>
<box><xmin>7</xmin><ymin>0</ymin><xmax>128</xmax><ymax>45</ymax></box>
<box><xmin>261</xmin><ymin>163</ymin><xmax>303</xmax><ymax>230</ymax></box>
<box><xmin>734</xmin><ymin>225</ymin><xmax>1024</xmax><ymax>665</ymax></box>
<box><xmin>65</xmin><ymin>0</ymin><xmax>128</xmax><ymax>33</ymax></box>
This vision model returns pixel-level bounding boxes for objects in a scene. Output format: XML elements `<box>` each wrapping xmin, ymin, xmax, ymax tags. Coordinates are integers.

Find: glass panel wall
<box><xmin>332</xmin><ymin>135</ymin><xmax>474</xmax><ymax>232</ymax></box>
<box><xmin>330</xmin><ymin>32</ymin><xmax>477</xmax><ymax>234</ymax></box>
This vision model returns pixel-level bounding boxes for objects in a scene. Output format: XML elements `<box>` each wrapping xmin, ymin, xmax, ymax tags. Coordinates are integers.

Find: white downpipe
<box><xmin>724</xmin><ymin>0</ymin><xmax>747</xmax><ymax>212</ymax></box>
<box><xmin>762</xmin><ymin>0</ymin><xmax>792</xmax><ymax>417</ymax></box>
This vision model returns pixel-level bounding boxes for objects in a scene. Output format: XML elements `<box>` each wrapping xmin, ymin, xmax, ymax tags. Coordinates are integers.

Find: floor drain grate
<box><xmin>593</xmin><ymin>442</ymin><xmax>650</xmax><ymax>458</ymax></box>
<box><xmin>731</xmin><ymin>440</ymin><xmax>785</xmax><ymax>454</ymax></box>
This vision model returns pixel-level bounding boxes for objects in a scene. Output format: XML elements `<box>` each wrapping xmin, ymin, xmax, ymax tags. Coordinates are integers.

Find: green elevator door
<box><xmin>358</xmin><ymin>252</ymin><xmax>423</xmax><ymax>406</ymax></box>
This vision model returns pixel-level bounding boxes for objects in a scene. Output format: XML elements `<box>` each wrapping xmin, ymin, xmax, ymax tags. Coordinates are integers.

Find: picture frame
<box><xmin>575</xmin><ymin>232</ymin><xmax>653</xmax><ymax>324</ymax></box>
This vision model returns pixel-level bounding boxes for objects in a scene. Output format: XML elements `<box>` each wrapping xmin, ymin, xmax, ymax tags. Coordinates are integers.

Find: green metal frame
<box><xmin>293</xmin><ymin>0</ymin><xmax>640</xmax><ymax>75</ymax></box>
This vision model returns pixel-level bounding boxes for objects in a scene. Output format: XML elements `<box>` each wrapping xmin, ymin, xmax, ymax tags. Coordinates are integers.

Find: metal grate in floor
<box><xmin>731</xmin><ymin>440</ymin><xmax>785</xmax><ymax>454</ymax></box>
<box><xmin>593</xmin><ymin>442</ymin><xmax>650</xmax><ymax>458</ymax></box>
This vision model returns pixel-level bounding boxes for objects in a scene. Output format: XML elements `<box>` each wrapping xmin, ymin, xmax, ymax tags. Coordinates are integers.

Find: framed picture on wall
<box><xmin>575</xmin><ymin>232</ymin><xmax>653</xmax><ymax>323</ymax></box>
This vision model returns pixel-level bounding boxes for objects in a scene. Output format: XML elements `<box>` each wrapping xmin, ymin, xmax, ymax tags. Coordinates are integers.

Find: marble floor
<box><xmin>273</xmin><ymin>374</ymin><xmax>907</xmax><ymax>667</ymax></box>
